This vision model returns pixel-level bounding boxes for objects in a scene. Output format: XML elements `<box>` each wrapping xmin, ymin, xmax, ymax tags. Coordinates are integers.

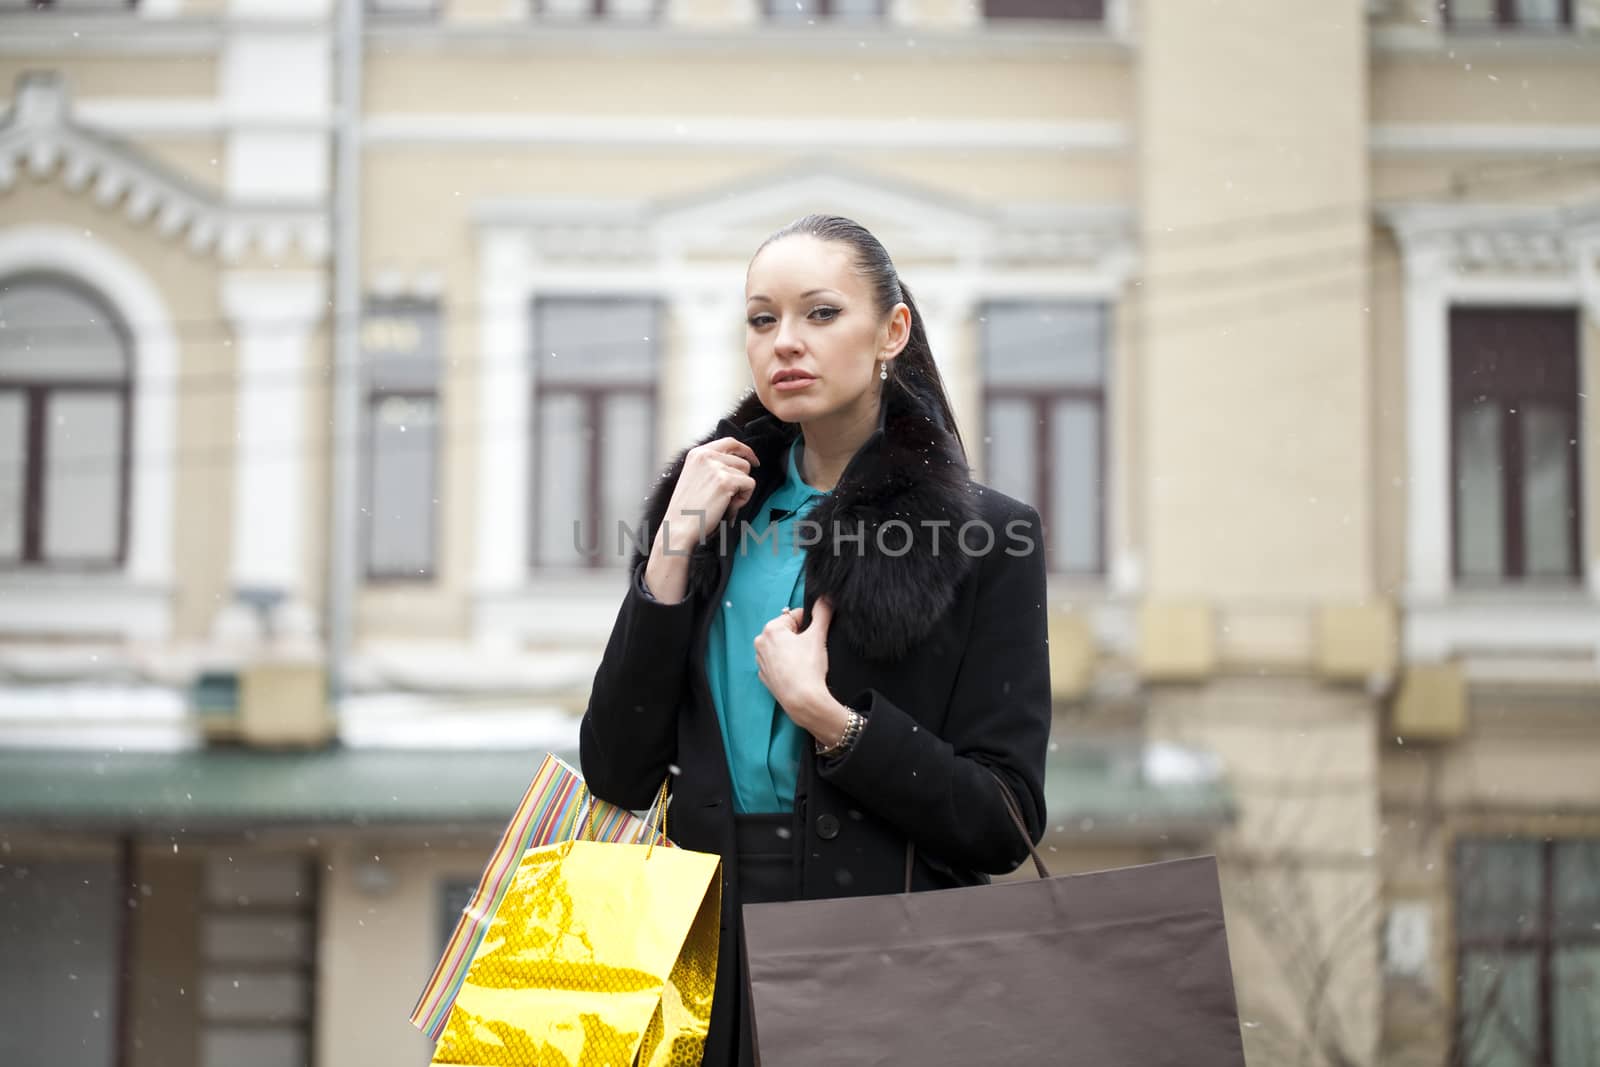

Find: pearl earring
<box><xmin>879</xmin><ymin>360</ymin><xmax>888</xmax><ymax>381</ymax></box>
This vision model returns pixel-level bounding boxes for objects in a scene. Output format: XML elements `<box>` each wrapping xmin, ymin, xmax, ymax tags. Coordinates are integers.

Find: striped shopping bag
<box><xmin>409</xmin><ymin>752</ymin><xmax>673</xmax><ymax>1041</ymax></box>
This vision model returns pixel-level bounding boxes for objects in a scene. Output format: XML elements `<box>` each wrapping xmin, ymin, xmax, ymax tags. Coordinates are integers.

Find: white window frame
<box><xmin>0</xmin><ymin>225</ymin><xmax>176</xmax><ymax>642</ymax></box>
<box><xmin>1385</xmin><ymin>205</ymin><xmax>1600</xmax><ymax>663</ymax></box>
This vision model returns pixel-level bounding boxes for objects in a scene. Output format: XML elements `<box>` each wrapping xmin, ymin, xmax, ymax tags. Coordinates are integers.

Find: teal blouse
<box><xmin>705</xmin><ymin>437</ymin><xmax>829</xmax><ymax>814</ymax></box>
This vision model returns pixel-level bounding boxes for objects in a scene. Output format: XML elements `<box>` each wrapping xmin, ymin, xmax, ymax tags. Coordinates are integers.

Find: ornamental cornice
<box><xmin>0</xmin><ymin>72</ymin><xmax>328</xmax><ymax>264</ymax></box>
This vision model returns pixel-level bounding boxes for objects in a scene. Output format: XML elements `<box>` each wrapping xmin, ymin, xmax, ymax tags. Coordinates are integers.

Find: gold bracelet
<box><xmin>816</xmin><ymin>710</ymin><xmax>864</xmax><ymax>758</ymax></box>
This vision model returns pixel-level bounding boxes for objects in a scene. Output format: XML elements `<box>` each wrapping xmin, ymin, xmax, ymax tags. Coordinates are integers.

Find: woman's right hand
<box><xmin>657</xmin><ymin>437</ymin><xmax>761</xmax><ymax>554</ymax></box>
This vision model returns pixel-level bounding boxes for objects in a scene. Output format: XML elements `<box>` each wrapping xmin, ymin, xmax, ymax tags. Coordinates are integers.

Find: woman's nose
<box><xmin>773</xmin><ymin>318</ymin><xmax>803</xmax><ymax>356</ymax></box>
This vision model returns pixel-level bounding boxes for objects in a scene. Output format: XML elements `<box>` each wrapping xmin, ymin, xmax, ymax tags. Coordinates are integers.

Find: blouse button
<box><xmin>815</xmin><ymin>814</ymin><xmax>840</xmax><ymax>840</ymax></box>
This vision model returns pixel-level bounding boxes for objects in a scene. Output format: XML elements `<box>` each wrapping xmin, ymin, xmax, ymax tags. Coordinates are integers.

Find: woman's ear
<box><xmin>882</xmin><ymin>302</ymin><xmax>912</xmax><ymax>361</ymax></box>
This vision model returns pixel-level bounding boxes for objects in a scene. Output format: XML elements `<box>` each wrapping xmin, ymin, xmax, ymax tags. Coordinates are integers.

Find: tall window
<box><xmin>0</xmin><ymin>275</ymin><xmax>131</xmax><ymax>569</ymax></box>
<box><xmin>763</xmin><ymin>0</ymin><xmax>883</xmax><ymax>20</ymax></box>
<box><xmin>362</xmin><ymin>298</ymin><xmax>441</xmax><ymax>581</ymax></box>
<box><xmin>982</xmin><ymin>0</ymin><xmax>1102</xmax><ymax>20</ymax></box>
<box><xmin>1455</xmin><ymin>838</ymin><xmax>1600</xmax><ymax>1066</ymax></box>
<box><xmin>1450</xmin><ymin>307</ymin><xmax>1582</xmax><ymax>586</ymax></box>
<box><xmin>979</xmin><ymin>301</ymin><xmax>1108</xmax><ymax>575</ymax></box>
<box><xmin>531</xmin><ymin>298</ymin><xmax>659</xmax><ymax>570</ymax></box>
<box><xmin>0</xmin><ymin>2</ymin><xmax>139</xmax><ymax>11</ymax></box>
<box><xmin>1445</xmin><ymin>0</ymin><xmax>1574</xmax><ymax>30</ymax></box>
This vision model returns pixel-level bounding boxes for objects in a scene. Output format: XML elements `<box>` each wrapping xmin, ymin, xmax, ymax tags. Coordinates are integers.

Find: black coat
<box><xmin>579</xmin><ymin>379</ymin><xmax>1052</xmax><ymax>1065</ymax></box>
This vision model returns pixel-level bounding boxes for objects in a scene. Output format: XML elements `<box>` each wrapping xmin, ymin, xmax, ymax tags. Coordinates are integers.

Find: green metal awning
<box><xmin>0</xmin><ymin>747</ymin><xmax>573</xmax><ymax>829</ymax></box>
<box><xmin>0</xmin><ymin>742</ymin><xmax>1233</xmax><ymax>835</ymax></box>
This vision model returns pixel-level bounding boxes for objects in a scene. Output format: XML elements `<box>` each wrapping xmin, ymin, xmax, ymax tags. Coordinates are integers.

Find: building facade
<box><xmin>1</xmin><ymin>0</ymin><xmax>1597</xmax><ymax>1064</ymax></box>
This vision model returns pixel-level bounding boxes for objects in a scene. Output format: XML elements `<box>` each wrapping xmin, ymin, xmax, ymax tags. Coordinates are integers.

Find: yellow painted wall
<box><xmin>364</xmin><ymin>51</ymin><xmax>1133</xmax><ymax>122</ymax></box>
<box><xmin>1139</xmin><ymin>0</ymin><xmax>1373</xmax><ymax>602</ymax></box>
<box><xmin>316</xmin><ymin>836</ymin><xmax>496</xmax><ymax>1067</ymax></box>
<box><xmin>0</xmin><ymin>56</ymin><xmax>217</xmax><ymax>101</ymax></box>
<box><xmin>1372</xmin><ymin>55</ymin><xmax>1600</xmax><ymax>126</ymax></box>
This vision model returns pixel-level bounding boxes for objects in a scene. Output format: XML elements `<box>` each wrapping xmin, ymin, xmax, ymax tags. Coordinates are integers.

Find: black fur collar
<box><xmin>635</xmin><ymin>380</ymin><xmax>980</xmax><ymax>661</ymax></box>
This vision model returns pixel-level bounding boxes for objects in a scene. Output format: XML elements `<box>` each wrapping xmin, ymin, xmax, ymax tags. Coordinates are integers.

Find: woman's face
<box><xmin>744</xmin><ymin>235</ymin><xmax>905</xmax><ymax>425</ymax></box>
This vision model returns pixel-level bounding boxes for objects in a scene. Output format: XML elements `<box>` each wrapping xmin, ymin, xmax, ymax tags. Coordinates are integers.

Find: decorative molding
<box><xmin>0</xmin><ymin>684</ymin><xmax>199</xmax><ymax>752</ymax></box>
<box><xmin>1403</xmin><ymin>594</ymin><xmax>1600</xmax><ymax>662</ymax></box>
<box><xmin>1380</xmin><ymin>199</ymin><xmax>1599</xmax><ymax>612</ymax></box>
<box><xmin>0</xmin><ymin>73</ymin><xmax>329</xmax><ymax>263</ymax></box>
<box><xmin>1371</xmin><ymin>123</ymin><xmax>1600</xmax><ymax>157</ymax></box>
<box><xmin>0</xmin><ymin>223</ymin><xmax>182</xmax><ymax>641</ymax></box>
<box><xmin>364</xmin><ymin>21</ymin><xmax>1132</xmax><ymax>57</ymax></box>
<box><xmin>475</xmin><ymin>162</ymin><xmax>1134</xmax><ymax>274</ymax></box>
<box><xmin>0</xmin><ymin>19</ymin><xmax>227</xmax><ymax>56</ymax></box>
<box><xmin>1371</xmin><ymin>26</ymin><xmax>1599</xmax><ymax>56</ymax></box>
<box><xmin>366</xmin><ymin>113</ymin><xmax>1129</xmax><ymax>154</ymax></box>
<box><xmin>0</xmin><ymin>577</ymin><xmax>174</xmax><ymax>644</ymax></box>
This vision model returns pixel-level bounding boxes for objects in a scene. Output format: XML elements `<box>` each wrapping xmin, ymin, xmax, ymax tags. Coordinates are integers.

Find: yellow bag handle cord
<box><xmin>579</xmin><ymin>776</ymin><xmax>672</xmax><ymax>855</ymax></box>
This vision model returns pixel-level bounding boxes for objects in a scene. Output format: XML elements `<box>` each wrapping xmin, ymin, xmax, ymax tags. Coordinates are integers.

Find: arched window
<box><xmin>0</xmin><ymin>274</ymin><xmax>132</xmax><ymax>567</ymax></box>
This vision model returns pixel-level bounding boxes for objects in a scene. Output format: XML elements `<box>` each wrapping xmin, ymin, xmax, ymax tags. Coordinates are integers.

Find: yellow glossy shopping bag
<box><xmin>430</xmin><ymin>826</ymin><xmax>722</xmax><ymax>1067</ymax></box>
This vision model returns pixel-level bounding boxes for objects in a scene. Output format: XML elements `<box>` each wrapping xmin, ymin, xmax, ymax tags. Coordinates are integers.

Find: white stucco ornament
<box><xmin>0</xmin><ymin>71</ymin><xmax>329</xmax><ymax>264</ymax></box>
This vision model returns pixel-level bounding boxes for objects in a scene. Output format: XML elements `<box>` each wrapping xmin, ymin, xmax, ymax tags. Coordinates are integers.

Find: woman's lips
<box><xmin>772</xmin><ymin>375</ymin><xmax>816</xmax><ymax>392</ymax></box>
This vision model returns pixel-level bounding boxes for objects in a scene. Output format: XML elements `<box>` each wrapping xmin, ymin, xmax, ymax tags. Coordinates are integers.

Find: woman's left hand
<box><xmin>755</xmin><ymin>597</ymin><xmax>847</xmax><ymax>738</ymax></box>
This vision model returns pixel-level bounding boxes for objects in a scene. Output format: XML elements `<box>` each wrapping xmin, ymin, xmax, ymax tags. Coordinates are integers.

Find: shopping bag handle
<box><xmin>902</xmin><ymin>770</ymin><xmax>1051</xmax><ymax>893</ymax></box>
<box><xmin>579</xmin><ymin>776</ymin><xmax>672</xmax><ymax>853</ymax></box>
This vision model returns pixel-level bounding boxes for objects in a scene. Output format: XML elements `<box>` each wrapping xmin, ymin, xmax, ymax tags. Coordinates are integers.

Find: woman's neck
<box><xmin>798</xmin><ymin>398</ymin><xmax>879</xmax><ymax>492</ymax></box>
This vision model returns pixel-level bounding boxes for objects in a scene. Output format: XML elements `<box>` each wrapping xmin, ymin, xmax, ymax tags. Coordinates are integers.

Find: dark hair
<box><xmin>754</xmin><ymin>213</ymin><xmax>967</xmax><ymax>461</ymax></box>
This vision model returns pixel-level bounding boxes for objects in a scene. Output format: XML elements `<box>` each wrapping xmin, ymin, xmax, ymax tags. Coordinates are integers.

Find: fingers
<box><xmin>808</xmin><ymin>597</ymin><xmax>834</xmax><ymax>634</ymax></box>
<box><xmin>706</xmin><ymin>450</ymin><xmax>754</xmax><ymax>476</ymax></box>
<box><xmin>706</xmin><ymin>436</ymin><xmax>761</xmax><ymax>469</ymax></box>
<box><xmin>728</xmin><ymin>471</ymin><xmax>757</xmax><ymax>511</ymax></box>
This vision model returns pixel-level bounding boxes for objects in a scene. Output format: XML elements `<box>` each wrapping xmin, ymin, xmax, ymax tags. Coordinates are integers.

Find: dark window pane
<box><xmin>982</xmin><ymin>303</ymin><xmax>1105</xmax><ymax>388</ymax></box>
<box><xmin>1455</xmin><ymin>403</ymin><xmax>1505</xmax><ymax>581</ymax></box>
<box><xmin>1460</xmin><ymin>949</ymin><xmax>1540</xmax><ymax>1067</ymax></box>
<box><xmin>1450</xmin><ymin>307</ymin><xmax>1581</xmax><ymax>583</ymax></box>
<box><xmin>364</xmin><ymin>301</ymin><xmax>441</xmax><ymax>393</ymax></box>
<box><xmin>0</xmin><ymin>278</ymin><xmax>127</xmax><ymax>382</ymax></box>
<box><xmin>983</xmin><ymin>0</ymin><xmax>1102</xmax><ymax>18</ymax></box>
<box><xmin>1458</xmin><ymin>839</ymin><xmax>1544</xmax><ymax>940</ymax></box>
<box><xmin>1553</xmin><ymin>946</ymin><xmax>1600</xmax><ymax>1067</ymax></box>
<box><xmin>1514</xmin><ymin>0</ymin><xmax>1566</xmax><ymax>26</ymax></box>
<box><xmin>983</xmin><ymin>397</ymin><xmax>1037</xmax><ymax>508</ymax></box>
<box><xmin>439</xmin><ymin>879</ymin><xmax>476</xmax><ymax>957</ymax></box>
<box><xmin>0</xmin><ymin>391</ymin><xmax>22</xmax><ymax>559</ymax></box>
<box><xmin>768</xmin><ymin>0</ymin><xmax>819</xmax><ymax>18</ymax></box>
<box><xmin>531</xmin><ymin>299</ymin><xmax>659</xmax><ymax>570</ymax></box>
<box><xmin>363</xmin><ymin>298</ymin><xmax>440</xmax><ymax>579</ymax></box>
<box><xmin>1449</xmin><ymin>0</ymin><xmax>1497</xmax><ymax>22</ymax></box>
<box><xmin>1050</xmin><ymin>398</ymin><xmax>1099</xmax><ymax>572</ymax></box>
<box><xmin>1521</xmin><ymin>403</ymin><xmax>1576</xmax><ymax>578</ymax></box>
<box><xmin>1554</xmin><ymin>841</ymin><xmax>1600</xmax><ymax>938</ymax></box>
<box><xmin>599</xmin><ymin>392</ymin><xmax>653</xmax><ymax>568</ymax></box>
<box><xmin>42</xmin><ymin>390</ymin><xmax>122</xmax><ymax>562</ymax></box>
<box><xmin>368</xmin><ymin>396</ymin><xmax>438</xmax><ymax>577</ymax></box>
<box><xmin>0</xmin><ymin>858</ymin><xmax>119</xmax><ymax>1065</ymax></box>
<box><xmin>535</xmin><ymin>299</ymin><xmax>656</xmax><ymax>386</ymax></box>
<box><xmin>536</xmin><ymin>391</ymin><xmax>590</xmax><ymax>568</ymax></box>
<box><xmin>828</xmin><ymin>0</ymin><xmax>881</xmax><ymax>17</ymax></box>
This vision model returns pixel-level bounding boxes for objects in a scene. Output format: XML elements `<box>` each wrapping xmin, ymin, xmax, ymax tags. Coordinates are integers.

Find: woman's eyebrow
<box><xmin>746</xmin><ymin>289</ymin><xmax>840</xmax><ymax>303</ymax></box>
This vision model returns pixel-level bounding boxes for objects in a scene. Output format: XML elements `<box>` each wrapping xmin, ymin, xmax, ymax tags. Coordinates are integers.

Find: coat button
<box><xmin>815</xmin><ymin>814</ymin><xmax>840</xmax><ymax>840</ymax></box>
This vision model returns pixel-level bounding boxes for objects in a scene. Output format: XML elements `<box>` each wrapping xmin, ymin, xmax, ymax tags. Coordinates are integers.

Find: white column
<box><xmin>219</xmin><ymin>272</ymin><xmax>326</xmax><ymax>633</ymax></box>
<box><xmin>473</xmin><ymin>230</ymin><xmax>534</xmax><ymax>601</ymax></box>
<box><xmin>669</xmin><ymin>288</ymin><xmax>745</xmax><ymax>450</ymax></box>
<box><xmin>1402</xmin><ymin>242</ymin><xmax>1452</xmax><ymax>606</ymax></box>
<box><xmin>221</xmin><ymin>0</ymin><xmax>332</xmax><ymax>205</ymax></box>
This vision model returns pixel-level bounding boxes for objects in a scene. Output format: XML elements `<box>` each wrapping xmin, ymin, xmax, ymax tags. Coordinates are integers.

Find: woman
<box><xmin>579</xmin><ymin>214</ymin><xmax>1052</xmax><ymax>1066</ymax></box>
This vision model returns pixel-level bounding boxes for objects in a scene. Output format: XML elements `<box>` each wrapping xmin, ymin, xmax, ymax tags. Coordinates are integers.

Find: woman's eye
<box><xmin>809</xmin><ymin>306</ymin><xmax>840</xmax><ymax>322</ymax></box>
<box><xmin>747</xmin><ymin>314</ymin><xmax>776</xmax><ymax>328</ymax></box>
